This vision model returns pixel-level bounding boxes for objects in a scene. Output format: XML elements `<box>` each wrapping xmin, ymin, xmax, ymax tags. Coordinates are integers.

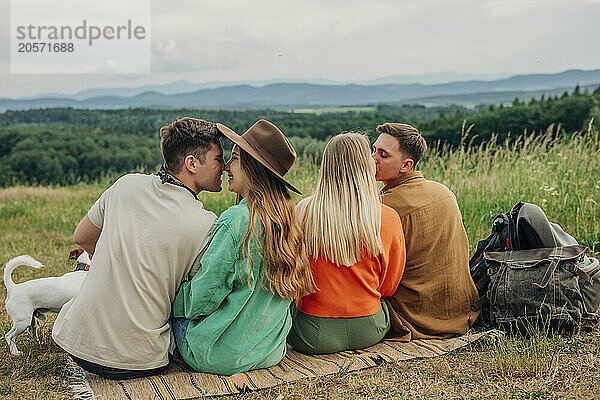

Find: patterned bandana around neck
<box><xmin>156</xmin><ymin>165</ymin><xmax>198</xmax><ymax>200</ymax></box>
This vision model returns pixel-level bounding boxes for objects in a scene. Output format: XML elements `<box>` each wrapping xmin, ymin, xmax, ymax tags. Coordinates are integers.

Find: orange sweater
<box><xmin>296</xmin><ymin>205</ymin><xmax>406</xmax><ymax>318</ymax></box>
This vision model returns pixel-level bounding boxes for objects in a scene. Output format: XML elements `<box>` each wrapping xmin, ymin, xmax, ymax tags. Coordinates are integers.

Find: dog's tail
<box><xmin>3</xmin><ymin>255</ymin><xmax>44</xmax><ymax>292</ymax></box>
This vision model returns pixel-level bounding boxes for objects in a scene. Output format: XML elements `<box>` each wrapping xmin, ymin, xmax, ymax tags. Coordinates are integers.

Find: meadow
<box><xmin>1</xmin><ymin>126</ymin><xmax>599</xmax><ymax>399</ymax></box>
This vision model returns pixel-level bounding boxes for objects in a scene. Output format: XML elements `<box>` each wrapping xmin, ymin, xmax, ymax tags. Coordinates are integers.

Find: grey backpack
<box><xmin>471</xmin><ymin>202</ymin><xmax>600</xmax><ymax>331</ymax></box>
<box><xmin>483</xmin><ymin>245</ymin><xmax>589</xmax><ymax>331</ymax></box>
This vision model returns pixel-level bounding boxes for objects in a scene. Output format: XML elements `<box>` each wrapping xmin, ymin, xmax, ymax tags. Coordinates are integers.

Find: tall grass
<box><xmin>0</xmin><ymin>126</ymin><xmax>599</xmax><ymax>399</ymax></box>
<box><xmin>424</xmin><ymin>124</ymin><xmax>600</xmax><ymax>254</ymax></box>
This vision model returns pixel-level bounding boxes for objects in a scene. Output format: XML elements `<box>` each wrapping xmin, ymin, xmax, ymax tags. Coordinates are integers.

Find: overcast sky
<box><xmin>1</xmin><ymin>0</ymin><xmax>599</xmax><ymax>98</ymax></box>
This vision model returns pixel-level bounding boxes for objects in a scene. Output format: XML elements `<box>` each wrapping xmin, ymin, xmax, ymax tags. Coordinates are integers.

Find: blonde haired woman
<box><xmin>288</xmin><ymin>133</ymin><xmax>406</xmax><ymax>354</ymax></box>
<box><xmin>171</xmin><ymin>120</ymin><xmax>315</xmax><ymax>374</ymax></box>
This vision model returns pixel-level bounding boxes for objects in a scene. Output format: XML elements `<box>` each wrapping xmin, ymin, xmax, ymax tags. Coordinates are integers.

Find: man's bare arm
<box><xmin>73</xmin><ymin>215</ymin><xmax>102</xmax><ymax>256</ymax></box>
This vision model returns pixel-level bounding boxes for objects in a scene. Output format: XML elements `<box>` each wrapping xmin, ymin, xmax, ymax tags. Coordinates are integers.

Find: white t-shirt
<box><xmin>53</xmin><ymin>174</ymin><xmax>217</xmax><ymax>370</ymax></box>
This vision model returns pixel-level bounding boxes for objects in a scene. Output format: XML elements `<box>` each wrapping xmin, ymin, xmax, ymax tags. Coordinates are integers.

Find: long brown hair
<box><xmin>238</xmin><ymin>148</ymin><xmax>315</xmax><ymax>300</ymax></box>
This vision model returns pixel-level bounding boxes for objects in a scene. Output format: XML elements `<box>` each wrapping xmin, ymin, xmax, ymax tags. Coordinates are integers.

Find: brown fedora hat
<box><xmin>216</xmin><ymin>119</ymin><xmax>301</xmax><ymax>194</ymax></box>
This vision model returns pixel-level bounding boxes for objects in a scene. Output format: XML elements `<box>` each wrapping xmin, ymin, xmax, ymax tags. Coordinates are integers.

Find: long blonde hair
<box><xmin>239</xmin><ymin>148</ymin><xmax>315</xmax><ymax>300</ymax></box>
<box><xmin>299</xmin><ymin>133</ymin><xmax>382</xmax><ymax>267</ymax></box>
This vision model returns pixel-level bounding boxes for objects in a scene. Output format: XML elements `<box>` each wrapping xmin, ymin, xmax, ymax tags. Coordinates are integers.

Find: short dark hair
<box><xmin>376</xmin><ymin>123</ymin><xmax>427</xmax><ymax>166</ymax></box>
<box><xmin>159</xmin><ymin>118</ymin><xmax>223</xmax><ymax>174</ymax></box>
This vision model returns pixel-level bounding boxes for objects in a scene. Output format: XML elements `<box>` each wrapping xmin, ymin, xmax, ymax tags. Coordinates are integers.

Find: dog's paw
<box><xmin>6</xmin><ymin>334</ymin><xmax>22</xmax><ymax>356</ymax></box>
<box><xmin>10</xmin><ymin>349</ymin><xmax>21</xmax><ymax>356</ymax></box>
<box><xmin>7</xmin><ymin>342</ymin><xmax>21</xmax><ymax>356</ymax></box>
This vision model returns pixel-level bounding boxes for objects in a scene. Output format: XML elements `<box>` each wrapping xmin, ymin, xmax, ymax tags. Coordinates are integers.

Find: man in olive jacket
<box><xmin>372</xmin><ymin>122</ymin><xmax>479</xmax><ymax>340</ymax></box>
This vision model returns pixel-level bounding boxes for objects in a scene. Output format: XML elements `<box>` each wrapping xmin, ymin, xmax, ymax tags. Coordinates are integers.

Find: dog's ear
<box><xmin>68</xmin><ymin>249</ymin><xmax>81</xmax><ymax>260</ymax></box>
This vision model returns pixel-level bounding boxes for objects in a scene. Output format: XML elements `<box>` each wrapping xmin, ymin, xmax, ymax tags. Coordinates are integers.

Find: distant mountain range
<box><xmin>33</xmin><ymin>72</ymin><xmax>510</xmax><ymax>100</ymax></box>
<box><xmin>1</xmin><ymin>69</ymin><xmax>599</xmax><ymax>112</ymax></box>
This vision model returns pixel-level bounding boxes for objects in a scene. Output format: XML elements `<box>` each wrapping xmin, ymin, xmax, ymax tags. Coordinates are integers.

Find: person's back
<box><xmin>53</xmin><ymin>174</ymin><xmax>216</xmax><ymax>369</ymax></box>
<box><xmin>171</xmin><ymin>200</ymin><xmax>294</xmax><ymax>375</ymax></box>
<box><xmin>53</xmin><ymin>118</ymin><xmax>225</xmax><ymax>378</ymax></box>
<box><xmin>289</xmin><ymin>133</ymin><xmax>406</xmax><ymax>354</ymax></box>
<box><xmin>296</xmin><ymin>203</ymin><xmax>404</xmax><ymax>319</ymax></box>
<box><xmin>372</xmin><ymin>123</ymin><xmax>479</xmax><ymax>341</ymax></box>
<box><xmin>380</xmin><ymin>172</ymin><xmax>478</xmax><ymax>339</ymax></box>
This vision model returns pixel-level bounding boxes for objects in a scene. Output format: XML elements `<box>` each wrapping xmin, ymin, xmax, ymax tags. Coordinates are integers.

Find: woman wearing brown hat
<box><xmin>288</xmin><ymin>133</ymin><xmax>406</xmax><ymax>354</ymax></box>
<box><xmin>171</xmin><ymin>120</ymin><xmax>315</xmax><ymax>375</ymax></box>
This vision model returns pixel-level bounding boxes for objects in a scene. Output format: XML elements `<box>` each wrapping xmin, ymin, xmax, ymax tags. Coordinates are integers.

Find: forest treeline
<box><xmin>422</xmin><ymin>85</ymin><xmax>600</xmax><ymax>145</ymax></box>
<box><xmin>0</xmin><ymin>86</ymin><xmax>598</xmax><ymax>186</ymax></box>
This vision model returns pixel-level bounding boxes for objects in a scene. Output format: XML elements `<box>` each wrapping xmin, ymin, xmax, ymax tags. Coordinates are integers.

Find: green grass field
<box><xmin>1</xmin><ymin>128</ymin><xmax>599</xmax><ymax>399</ymax></box>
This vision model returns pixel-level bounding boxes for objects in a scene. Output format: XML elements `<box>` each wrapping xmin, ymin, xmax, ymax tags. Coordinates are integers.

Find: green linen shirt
<box><xmin>172</xmin><ymin>199</ymin><xmax>292</xmax><ymax>375</ymax></box>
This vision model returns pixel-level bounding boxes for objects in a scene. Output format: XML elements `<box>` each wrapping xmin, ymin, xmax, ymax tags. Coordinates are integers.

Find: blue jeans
<box><xmin>171</xmin><ymin>317</ymin><xmax>190</xmax><ymax>351</ymax></box>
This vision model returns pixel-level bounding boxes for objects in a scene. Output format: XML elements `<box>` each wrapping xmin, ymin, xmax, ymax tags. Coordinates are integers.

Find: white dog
<box><xmin>4</xmin><ymin>249</ymin><xmax>90</xmax><ymax>355</ymax></box>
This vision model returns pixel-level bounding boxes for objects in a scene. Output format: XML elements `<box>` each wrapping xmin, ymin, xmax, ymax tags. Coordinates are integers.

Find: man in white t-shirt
<box><xmin>53</xmin><ymin>118</ymin><xmax>227</xmax><ymax>379</ymax></box>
